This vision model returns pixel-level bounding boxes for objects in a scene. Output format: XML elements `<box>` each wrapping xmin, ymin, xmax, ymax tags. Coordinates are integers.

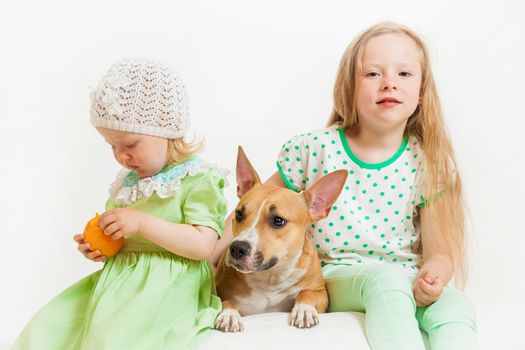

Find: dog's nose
<box><xmin>230</xmin><ymin>240</ymin><xmax>252</xmax><ymax>259</ymax></box>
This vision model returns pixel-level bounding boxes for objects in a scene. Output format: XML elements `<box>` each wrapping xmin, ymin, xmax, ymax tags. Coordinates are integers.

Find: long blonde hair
<box><xmin>328</xmin><ymin>22</ymin><xmax>467</xmax><ymax>287</ymax></box>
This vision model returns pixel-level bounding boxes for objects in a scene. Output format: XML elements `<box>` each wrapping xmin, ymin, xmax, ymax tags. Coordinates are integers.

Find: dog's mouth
<box><xmin>227</xmin><ymin>251</ymin><xmax>279</xmax><ymax>273</ymax></box>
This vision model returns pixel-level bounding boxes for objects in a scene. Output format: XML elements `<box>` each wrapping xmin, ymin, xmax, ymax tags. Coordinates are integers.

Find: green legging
<box><xmin>323</xmin><ymin>264</ymin><xmax>477</xmax><ymax>350</ymax></box>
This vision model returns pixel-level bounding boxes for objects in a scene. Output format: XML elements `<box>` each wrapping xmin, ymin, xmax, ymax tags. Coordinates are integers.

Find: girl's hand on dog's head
<box><xmin>73</xmin><ymin>234</ymin><xmax>106</xmax><ymax>262</ymax></box>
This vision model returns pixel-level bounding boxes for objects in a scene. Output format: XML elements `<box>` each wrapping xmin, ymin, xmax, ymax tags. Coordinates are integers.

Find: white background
<box><xmin>1</xmin><ymin>0</ymin><xmax>524</xmax><ymax>348</ymax></box>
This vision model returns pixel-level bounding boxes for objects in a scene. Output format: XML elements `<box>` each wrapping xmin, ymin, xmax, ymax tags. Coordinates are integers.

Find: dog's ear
<box><xmin>304</xmin><ymin>170</ymin><xmax>348</xmax><ymax>221</ymax></box>
<box><xmin>236</xmin><ymin>146</ymin><xmax>262</xmax><ymax>198</ymax></box>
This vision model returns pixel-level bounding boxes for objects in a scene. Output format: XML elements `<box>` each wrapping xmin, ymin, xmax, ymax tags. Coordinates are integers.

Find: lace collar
<box><xmin>109</xmin><ymin>158</ymin><xmax>229</xmax><ymax>205</ymax></box>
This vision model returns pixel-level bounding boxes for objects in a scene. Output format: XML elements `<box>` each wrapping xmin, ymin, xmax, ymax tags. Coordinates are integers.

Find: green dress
<box><xmin>13</xmin><ymin>158</ymin><xmax>228</xmax><ymax>350</ymax></box>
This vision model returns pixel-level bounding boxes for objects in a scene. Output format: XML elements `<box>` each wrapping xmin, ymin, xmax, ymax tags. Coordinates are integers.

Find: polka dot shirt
<box><xmin>276</xmin><ymin>125</ymin><xmax>427</xmax><ymax>276</ymax></box>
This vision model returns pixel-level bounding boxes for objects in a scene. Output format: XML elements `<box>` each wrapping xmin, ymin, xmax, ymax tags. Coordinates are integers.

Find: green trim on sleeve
<box><xmin>418</xmin><ymin>190</ymin><xmax>445</xmax><ymax>208</ymax></box>
<box><xmin>276</xmin><ymin>161</ymin><xmax>300</xmax><ymax>193</ymax></box>
<box><xmin>185</xmin><ymin>220</ymin><xmax>223</xmax><ymax>237</ymax></box>
<box><xmin>338</xmin><ymin>128</ymin><xmax>408</xmax><ymax>169</ymax></box>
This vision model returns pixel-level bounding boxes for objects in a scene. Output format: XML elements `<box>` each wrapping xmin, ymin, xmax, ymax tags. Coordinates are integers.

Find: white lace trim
<box><xmin>109</xmin><ymin>163</ymin><xmax>229</xmax><ymax>205</ymax></box>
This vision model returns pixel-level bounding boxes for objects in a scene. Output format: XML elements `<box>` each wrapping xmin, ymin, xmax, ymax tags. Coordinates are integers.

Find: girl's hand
<box><xmin>413</xmin><ymin>271</ymin><xmax>444</xmax><ymax>307</ymax></box>
<box><xmin>99</xmin><ymin>208</ymin><xmax>144</xmax><ymax>240</ymax></box>
<box><xmin>73</xmin><ymin>234</ymin><xmax>106</xmax><ymax>262</ymax></box>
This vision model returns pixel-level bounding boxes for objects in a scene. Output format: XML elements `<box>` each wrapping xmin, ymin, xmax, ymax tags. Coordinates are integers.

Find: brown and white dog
<box><xmin>214</xmin><ymin>147</ymin><xmax>347</xmax><ymax>332</ymax></box>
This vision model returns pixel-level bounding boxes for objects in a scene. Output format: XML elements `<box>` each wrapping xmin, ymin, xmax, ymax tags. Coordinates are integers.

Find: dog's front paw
<box><xmin>288</xmin><ymin>303</ymin><xmax>319</xmax><ymax>328</ymax></box>
<box><xmin>215</xmin><ymin>308</ymin><xmax>244</xmax><ymax>332</ymax></box>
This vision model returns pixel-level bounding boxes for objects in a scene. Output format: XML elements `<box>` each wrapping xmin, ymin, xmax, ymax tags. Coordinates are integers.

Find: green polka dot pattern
<box><xmin>276</xmin><ymin>125</ymin><xmax>428</xmax><ymax>276</ymax></box>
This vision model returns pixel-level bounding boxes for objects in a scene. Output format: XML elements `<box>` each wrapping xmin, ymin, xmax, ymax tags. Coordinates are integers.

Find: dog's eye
<box><xmin>235</xmin><ymin>210</ymin><xmax>244</xmax><ymax>222</ymax></box>
<box><xmin>270</xmin><ymin>216</ymin><xmax>287</xmax><ymax>228</ymax></box>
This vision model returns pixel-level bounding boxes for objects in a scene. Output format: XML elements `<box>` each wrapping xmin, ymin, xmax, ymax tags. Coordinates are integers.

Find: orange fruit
<box><xmin>83</xmin><ymin>213</ymin><xmax>124</xmax><ymax>257</ymax></box>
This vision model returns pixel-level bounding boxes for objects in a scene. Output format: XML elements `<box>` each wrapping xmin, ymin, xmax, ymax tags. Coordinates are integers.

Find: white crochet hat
<box><xmin>90</xmin><ymin>58</ymin><xmax>190</xmax><ymax>139</ymax></box>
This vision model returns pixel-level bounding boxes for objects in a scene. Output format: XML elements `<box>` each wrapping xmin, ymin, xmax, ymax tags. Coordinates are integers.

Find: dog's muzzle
<box><xmin>228</xmin><ymin>240</ymin><xmax>278</xmax><ymax>272</ymax></box>
<box><xmin>229</xmin><ymin>240</ymin><xmax>252</xmax><ymax>260</ymax></box>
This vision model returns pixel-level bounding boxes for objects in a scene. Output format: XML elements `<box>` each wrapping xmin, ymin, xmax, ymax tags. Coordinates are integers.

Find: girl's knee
<box><xmin>419</xmin><ymin>289</ymin><xmax>477</xmax><ymax>330</ymax></box>
<box><xmin>366</xmin><ymin>265</ymin><xmax>413</xmax><ymax>292</ymax></box>
<box><xmin>323</xmin><ymin>264</ymin><xmax>415</xmax><ymax>312</ymax></box>
<box><xmin>362</xmin><ymin>265</ymin><xmax>416</xmax><ymax>307</ymax></box>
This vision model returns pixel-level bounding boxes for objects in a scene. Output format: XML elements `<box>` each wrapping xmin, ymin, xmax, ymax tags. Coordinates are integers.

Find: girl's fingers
<box><xmin>92</xmin><ymin>254</ymin><xmax>106</xmax><ymax>262</ymax></box>
<box><xmin>418</xmin><ymin>279</ymin><xmax>434</xmax><ymax>294</ymax></box>
<box><xmin>78</xmin><ymin>242</ymin><xmax>91</xmax><ymax>253</ymax></box>
<box><xmin>103</xmin><ymin>222</ymin><xmax>121</xmax><ymax>236</ymax></box>
<box><xmin>75</xmin><ymin>233</ymin><xmax>106</xmax><ymax>262</ymax></box>
<box><xmin>422</xmin><ymin>278</ymin><xmax>442</xmax><ymax>297</ymax></box>
<box><xmin>86</xmin><ymin>250</ymin><xmax>103</xmax><ymax>260</ymax></box>
<box><xmin>73</xmin><ymin>234</ymin><xmax>84</xmax><ymax>243</ymax></box>
<box><xmin>415</xmin><ymin>278</ymin><xmax>429</xmax><ymax>292</ymax></box>
<box><xmin>111</xmin><ymin>230</ymin><xmax>125</xmax><ymax>240</ymax></box>
<box><xmin>98</xmin><ymin>212</ymin><xmax>117</xmax><ymax>230</ymax></box>
<box><xmin>417</xmin><ymin>277</ymin><xmax>440</xmax><ymax>294</ymax></box>
<box><xmin>415</xmin><ymin>280</ymin><xmax>433</xmax><ymax>297</ymax></box>
<box><xmin>416</xmin><ymin>288</ymin><xmax>434</xmax><ymax>306</ymax></box>
<box><xmin>424</xmin><ymin>273</ymin><xmax>436</xmax><ymax>284</ymax></box>
<box><xmin>415</xmin><ymin>283</ymin><xmax>430</xmax><ymax>299</ymax></box>
<box><xmin>415</xmin><ymin>279</ymin><xmax>441</xmax><ymax>306</ymax></box>
<box><xmin>414</xmin><ymin>288</ymin><xmax>427</xmax><ymax>306</ymax></box>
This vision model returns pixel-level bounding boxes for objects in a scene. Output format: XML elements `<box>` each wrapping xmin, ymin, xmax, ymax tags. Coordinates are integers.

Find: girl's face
<box><xmin>356</xmin><ymin>33</ymin><xmax>422</xmax><ymax>132</ymax></box>
<box><xmin>96</xmin><ymin>127</ymin><xmax>169</xmax><ymax>178</ymax></box>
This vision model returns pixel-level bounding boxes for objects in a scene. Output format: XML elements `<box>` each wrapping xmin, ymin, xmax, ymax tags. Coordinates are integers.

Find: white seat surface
<box><xmin>200</xmin><ymin>311</ymin><xmax>430</xmax><ymax>349</ymax></box>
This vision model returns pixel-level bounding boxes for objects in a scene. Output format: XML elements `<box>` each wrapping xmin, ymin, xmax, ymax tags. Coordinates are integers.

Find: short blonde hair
<box><xmin>167</xmin><ymin>134</ymin><xmax>204</xmax><ymax>163</ymax></box>
<box><xmin>328</xmin><ymin>22</ymin><xmax>468</xmax><ymax>287</ymax></box>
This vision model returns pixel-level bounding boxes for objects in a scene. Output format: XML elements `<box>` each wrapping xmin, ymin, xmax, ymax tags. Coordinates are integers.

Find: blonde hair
<box><xmin>328</xmin><ymin>22</ymin><xmax>467</xmax><ymax>287</ymax></box>
<box><xmin>167</xmin><ymin>134</ymin><xmax>204</xmax><ymax>163</ymax></box>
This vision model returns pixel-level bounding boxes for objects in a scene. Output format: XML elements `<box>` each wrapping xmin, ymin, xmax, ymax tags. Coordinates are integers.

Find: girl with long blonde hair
<box><xmin>213</xmin><ymin>22</ymin><xmax>477</xmax><ymax>349</ymax></box>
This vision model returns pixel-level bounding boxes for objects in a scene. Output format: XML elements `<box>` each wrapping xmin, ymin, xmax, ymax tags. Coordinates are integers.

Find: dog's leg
<box><xmin>215</xmin><ymin>300</ymin><xmax>245</xmax><ymax>332</ymax></box>
<box><xmin>289</xmin><ymin>289</ymin><xmax>329</xmax><ymax>328</ymax></box>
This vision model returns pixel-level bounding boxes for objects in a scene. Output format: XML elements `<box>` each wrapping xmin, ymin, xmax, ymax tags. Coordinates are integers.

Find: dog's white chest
<box><xmin>236</xmin><ymin>267</ymin><xmax>306</xmax><ymax>315</ymax></box>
